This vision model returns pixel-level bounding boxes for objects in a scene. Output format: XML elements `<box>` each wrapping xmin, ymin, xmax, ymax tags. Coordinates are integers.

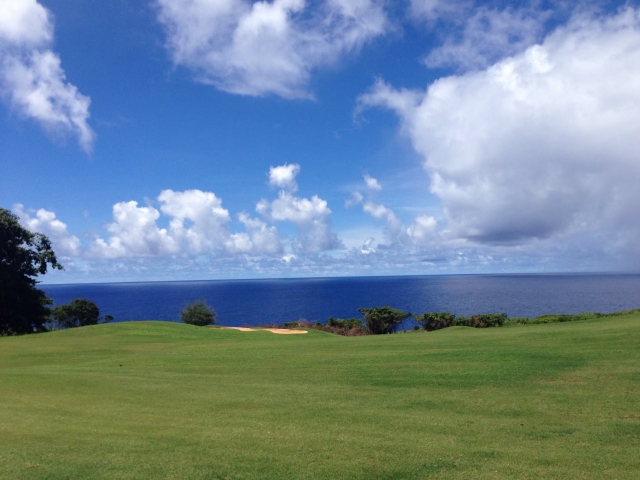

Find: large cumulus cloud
<box><xmin>358</xmin><ymin>8</ymin><xmax>640</xmax><ymax>262</ymax></box>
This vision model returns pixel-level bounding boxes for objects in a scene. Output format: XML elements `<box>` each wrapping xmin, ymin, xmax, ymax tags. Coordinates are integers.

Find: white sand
<box><xmin>220</xmin><ymin>326</ymin><xmax>307</xmax><ymax>334</ymax></box>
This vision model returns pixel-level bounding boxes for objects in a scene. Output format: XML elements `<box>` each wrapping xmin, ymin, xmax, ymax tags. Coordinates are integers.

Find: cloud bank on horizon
<box><xmin>4</xmin><ymin>0</ymin><xmax>640</xmax><ymax>281</ymax></box>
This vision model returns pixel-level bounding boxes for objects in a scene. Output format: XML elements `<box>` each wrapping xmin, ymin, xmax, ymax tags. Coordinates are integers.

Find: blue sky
<box><xmin>1</xmin><ymin>0</ymin><xmax>639</xmax><ymax>283</ymax></box>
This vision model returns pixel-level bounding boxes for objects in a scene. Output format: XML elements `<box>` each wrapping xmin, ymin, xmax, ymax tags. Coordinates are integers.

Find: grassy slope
<box><xmin>1</xmin><ymin>315</ymin><xmax>639</xmax><ymax>479</ymax></box>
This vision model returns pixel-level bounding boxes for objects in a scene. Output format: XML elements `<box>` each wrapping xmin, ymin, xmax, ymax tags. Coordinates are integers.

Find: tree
<box><xmin>415</xmin><ymin>312</ymin><xmax>456</xmax><ymax>331</ymax></box>
<box><xmin>357</xmin><ymin>306</ymin><xmax>412</xmax><ymax>334</ymax></box>
<box><xmin>1</xmin><ymin>208</ymin><xmax>62</xmax><ymax>335</ymax></box>
<box><xmin>51</xmin><ymin>298</ymin><xmax>113</xmax><ymax>329</ymax></box>
<box><xmin>180</xmin><ymin>300</ymin><xmax>216</xmax><ymax>326</ymax></box>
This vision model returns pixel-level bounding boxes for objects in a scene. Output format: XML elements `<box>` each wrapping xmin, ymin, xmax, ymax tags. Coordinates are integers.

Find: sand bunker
<box><xmin>221</xmin><ymin>326</ymin><xmax>307</xmax><ymax>335</ymax></box>
<box><xmin>264</xmin><ymin>328</ymin><xmax>307</xmax><ymax>335</ymax></box>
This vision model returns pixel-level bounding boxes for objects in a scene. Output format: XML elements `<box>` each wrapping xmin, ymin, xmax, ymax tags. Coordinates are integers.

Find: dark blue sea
<box><xmin>42</xmin><ymin>274</ymin><xmax>640</xmax><ymax>330</ymax></box>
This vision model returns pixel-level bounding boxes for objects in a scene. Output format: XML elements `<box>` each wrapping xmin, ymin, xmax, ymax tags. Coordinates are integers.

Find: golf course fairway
<box><xmin>1</xmin><ymin>313</ymin><xmax>639</xmax><ymax>479</ymax></box>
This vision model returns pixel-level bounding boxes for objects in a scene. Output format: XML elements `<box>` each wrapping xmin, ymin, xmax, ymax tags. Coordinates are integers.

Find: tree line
<box><xmin>282</xmin><ymin>308</ymin><xmax>507</xmax><ymax>336</ymax></box>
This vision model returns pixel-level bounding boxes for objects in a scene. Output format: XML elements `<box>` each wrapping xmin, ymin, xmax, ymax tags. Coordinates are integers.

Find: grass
<box><xmin>505</xmin><ymin>308</ymin><xmax>640</xmax><ymax>326</ymax></box>
<box><xmin>1</xmin><ymin>313</ymin><xmax>640</xmax><ymax>479</ymax></box>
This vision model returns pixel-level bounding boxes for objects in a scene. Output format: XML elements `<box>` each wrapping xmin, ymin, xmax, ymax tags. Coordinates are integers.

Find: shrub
<box><xmin>415</xmin><ymin>312</ymin><xmax>456</xmax><ymax>331</ymax></box>
<box><xmin>283</xmin><ymin>318</ymin><xmax>368</xmax><ymax>336</ymax></box>
<box><xmin>456</xmin><ymin>313</ymin><xmax>507</xmax><ymax>328</ymax></box>
<box><xmin>180</xmin><ymin>300</ymin><xmax>216</xmax><ymax>326</ymax></box>
<box><xmin>358</xmin><ymin>306</ymin><xmax>412</xmax><ymax>334</ymax></box>
<box><xmin>51</xmin><ymin>298</ymin><xmax>112</xmax><ymax>329</ymax></box>
<box><xmin>414</xmin><ymin>311</ymin><xmax>508</xmax><ymax>331</ymax></box>
<box><xmin>283</xmin><ymin>319</ymin><xmax>320</xmax><ymax>329</ymax></box>
<box><xmin>327</xmin><ymin>317</ymin><xmax>364</xmax><ymax>329</ymax></box>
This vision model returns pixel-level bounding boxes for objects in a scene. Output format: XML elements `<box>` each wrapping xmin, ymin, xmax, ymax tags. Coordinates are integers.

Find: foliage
<box><xmin>415</xmin><ymin>311</ymin><xmax>506</xmax><ymax>330</ymax></box>
<box><xmin>327</xmin><ymin>317</ymin><xmax>363</xmax><ymax>329</ymax></box>
<box><xmin>51</xmin><ymin>298</ymin><xmax>113</xmax><ymax>329</ymax></box>
<box><xmin>415</xmin><ymin>312</ymin><xmax>456</xmax><ymax>331</ymax></box>
<box><xmin>321</xmin><ymin>316</ymin><xmax>367</xmax><ymax>336</ymax></box>
<box><xmin>281</xmin><ymin>318</ymin><xmax>368</xmax><ymax>336</ymax></box>
<box><xmin>412</xmin><ymin>308</ymin><xmax>640</xmax><ymax>331</ymax></box>
<box><xmin>282</xmin><ymin>319</ymin><xmax>322</xmax><ymax>330</ymax></box>
<box><xmin>0</xmin><ymin>208</ymin><xmax>63</xmax><ymax>335</ymax></box>
<box><xmin>180</xmin><ymin>300</ymin><xmax>216</xmax><ymax>326</ymax></box>
<box><xmin>456</xmin><ymin>313</ymin><xmax>507</xmax><ymax>328</ymax></box>
<box><xmin>358</xmin><ymin>306</ymin><xmax>412</xmax><ymax>334</ymax></box>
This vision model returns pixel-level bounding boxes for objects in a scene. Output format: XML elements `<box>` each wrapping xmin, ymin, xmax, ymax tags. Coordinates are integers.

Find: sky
<box><xmin>1</xmin><ymin>0</ymin><xmax>639</xmax><ymax>283</ymax></box>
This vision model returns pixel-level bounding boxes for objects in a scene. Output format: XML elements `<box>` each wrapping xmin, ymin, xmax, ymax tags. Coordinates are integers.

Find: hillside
<box><xmin>1</xmin><ymin>314</ymin><xmax>640</xmax><ymax>479</ymax></box>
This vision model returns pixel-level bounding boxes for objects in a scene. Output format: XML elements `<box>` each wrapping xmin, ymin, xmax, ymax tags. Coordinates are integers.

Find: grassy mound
<box><xmin>2</xmin><ymin>314</ymin><xmax>640</xmax><ymax>479</ymax></box>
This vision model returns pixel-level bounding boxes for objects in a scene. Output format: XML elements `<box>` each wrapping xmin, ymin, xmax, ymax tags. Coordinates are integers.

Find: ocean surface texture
<box><xmin>43</xmin><ymin>275</ymin><xmax>640</xmax><ymax>329</ymax></box>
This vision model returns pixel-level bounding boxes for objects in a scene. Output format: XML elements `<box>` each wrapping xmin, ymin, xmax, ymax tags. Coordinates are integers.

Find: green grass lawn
<box><xmin>1</xmin><ymin>314</ymin><xmax>640</xmax><ymax>479</ymax></box>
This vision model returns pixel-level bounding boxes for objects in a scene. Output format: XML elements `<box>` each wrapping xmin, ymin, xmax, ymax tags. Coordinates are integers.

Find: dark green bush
<box><xmin>358</xmin><ymin>306</ymin><xmax>412</xmax><ymax>334</ymax></box>
<box><xmin>51</xmin><ymin>298</ymin><xmax>112</xmax><ymax>329</ymax></box>
<box><xmin>180</xmin><ymin>300</ymin><xmax>216</xmax><ymax>326</ymax></box>
<box><xmin>327</xmin><ymin>317</ymin><xmax>364</xmax><ymax>329</ymax></box>
<box><xmin>414</xmin><ymin>311</ymin><xmax>507</xmax><ymax>331</ymax></box>
<box><xmin>280</xmin><ymin>318</ymin><xmax>366</xmax><ymax>336</ymax></box>
<box><xmin>283</xmin><ymin>319</ymin><xmax>321</xmax><ymax>328</ymax></box>
<box><xmin>456</xmin><ymin>313</ymin><xmax>507</xmax><ymax>328</ymax></box>
<box><xmin>415</xmin><ymin>312</ymin><xmax>456</xmax><ymax>331</ymax></box>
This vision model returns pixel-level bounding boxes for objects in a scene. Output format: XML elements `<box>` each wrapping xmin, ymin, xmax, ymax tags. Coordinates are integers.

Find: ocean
<box><xmin>41</xmin><ymin>274</ymin><xmax>640</xmax><ymax>329</ymax></box>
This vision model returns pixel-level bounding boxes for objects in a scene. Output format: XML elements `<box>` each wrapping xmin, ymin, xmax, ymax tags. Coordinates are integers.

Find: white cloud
<box><xmin>156</xmin><ymin>0</ymin><xmax>388</xmax><ymax>98</ymax></box>
<box><xmin>344</xmin><ymin>191</ymin><xmax>363</xmax><ymax>208</ymax></box>
<box><xmin>360</xmin><ymin>237</ymin><xmax>376</xmax><ymax>254</ymax></box>
<box><xmin>269</xmin><ymin>163</ymin><xmax>300</xmax><ymax>191</ymax></box>
<box><xmin>363</xmin><ymin>173</ymin><xmax>382</xmax><ymax>191</ymax></box>
<box><xmin>91</xmin><ymin>190</ymin><xmax>233</xmax><ymax>258</ymax></box>
<box><xmin>0</xmin><ymin>0</ymin><xmax>51</xmax><ymax>45</ymax></box>
<box><xmin>345</xmin><ymin>183</ymin><xmax>438</xmax><ymax>246</ymax></box>
<box><xmin>158</xmin><ymin>189</ymin><xmax>231</xmax><ymax>253</ymax></box>
<box><xmin>409</xmin><ymin>0</ymin><xmax>467</xmax><ymax>23</ymax></box>
<box><xmin>357</xmin><ymin>7</ymin><xmax>640</xmax><ymax>259</ymax></box>
<box><xmin>361</xmin><ymin>200</ymin><xmax>438</xmax><ymax>246</ymax></box>
<box><xmin>38</xmin><ymin>165</ymin><xmax>341</xmax><ymax>260</ymax></box>
<box><xmin>424</xmin><ymin>7</ymin><xmax>547</xmax><ymax>70</ymax></box>
<box><xmin>281</xmin><ymin>253</ymin><xmax>296</xmax><ymax>263</ymax></box>
<box><xmin>12</xmin><ymin>203</ymin><xmax>81</xmax><ymax>257</ymax></box>
<box><xmin>0</xmin><ymin>0</ymin><xmax>94</xmax><ymax>151</ymax></box>
<box><xmin>360</xmin><ymin>201</ymin><xmax>386</xmax><ymax>219</ymax></box>
<box><xmin>90</xmin><ymin>201</ymin><xmax>180</xmax><ymax>258</ymax></box>
<box><xmin>407</xmin><ymin>214</ymin><xmax>438</xmax><ymax>244</ymax></box>
<box><xmin>89</xmin><ymin>188</ymin><xmax>286</xmax><ymax>259</ymax></box>
<box><xmin>225</xmin><ymin>212</ymin><xmax>282</xmax><ymax>255</ymax></box>
<box><xmin>266</xmin><ymin>192</ymin><xmax>329</xmax><ymax>223</ymax></box>
<box><xmin>258</xmin><ymin>191</ymin><xmax>342</xmax><ymax>252</ymax></box>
